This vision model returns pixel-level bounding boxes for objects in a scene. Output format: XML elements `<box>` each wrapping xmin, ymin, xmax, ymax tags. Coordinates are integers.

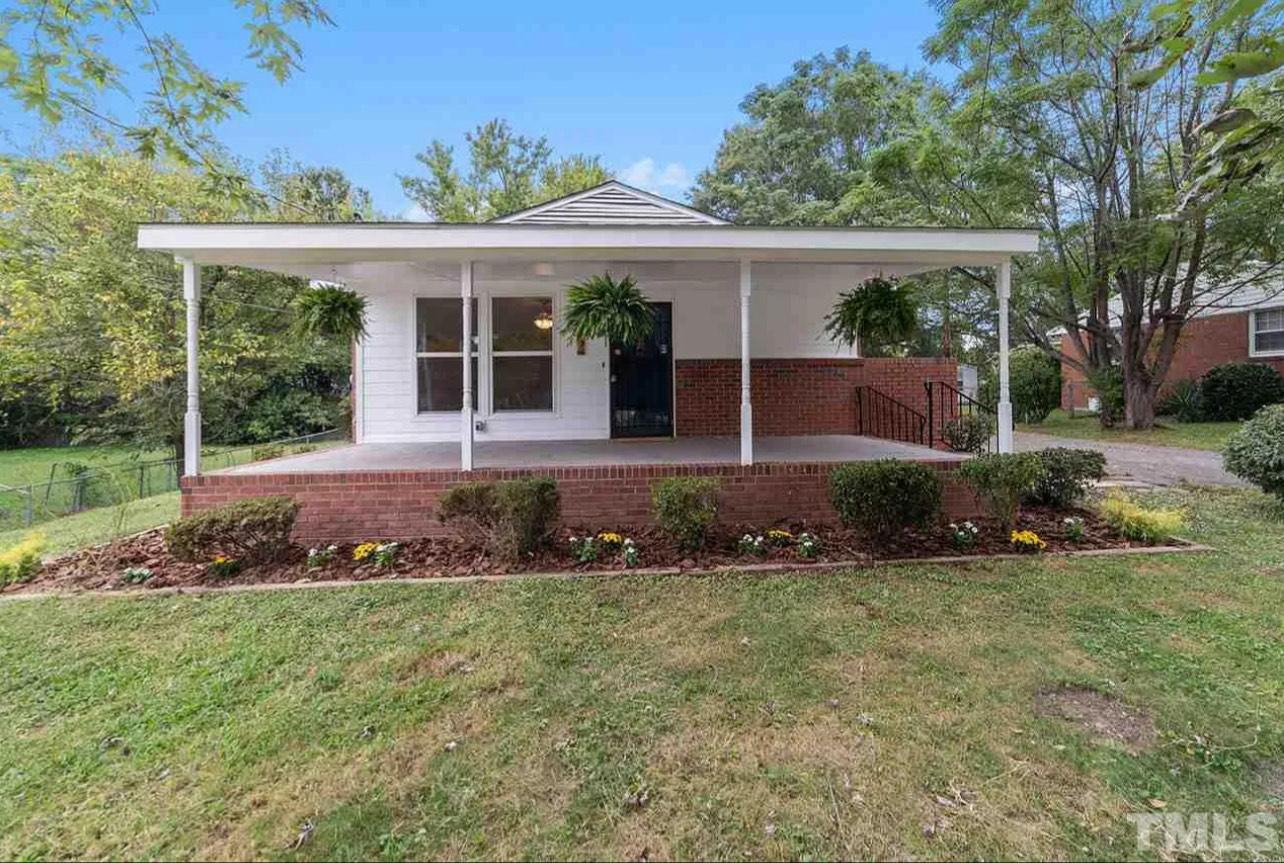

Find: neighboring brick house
<box><xmin>1060</xmin><ymin>286</ymin><xmax>1284</xmax><ymax>410</ymax></box>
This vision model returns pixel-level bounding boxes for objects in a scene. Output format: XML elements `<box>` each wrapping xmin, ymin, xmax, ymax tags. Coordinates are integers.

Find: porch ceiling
<box><xmin>219</xmin><ymin>435</ymin><xmax>963</xmax><ymax>475</ymax></box>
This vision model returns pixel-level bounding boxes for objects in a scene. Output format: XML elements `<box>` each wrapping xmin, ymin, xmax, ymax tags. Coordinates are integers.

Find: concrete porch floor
<box><xmin>221</xmin><ymin>434</ymin><xmax>961</xmax><ymax>475</ymax></box>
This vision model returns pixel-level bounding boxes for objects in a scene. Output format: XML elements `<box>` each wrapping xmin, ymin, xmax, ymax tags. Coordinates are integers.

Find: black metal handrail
<box><xmin>925</xmin><ymin>380</ymin><xmax>997</xmax><ymax>452</ymax></box>
<box><xmin>854</xmin><ymin>385</ymin><xmax>928</xmax><ymax>446</ymax></box>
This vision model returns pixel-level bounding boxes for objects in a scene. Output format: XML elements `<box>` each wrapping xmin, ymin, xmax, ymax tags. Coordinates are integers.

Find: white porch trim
<box><xmin>739</xmin><ymin>258</ymin><xmax>753</xmax><ymax>465</ymax></box>
<box><xmin>181</xmin><ymin>257</ymin><xmax>202</xmax><ymax>476</ymax></box>
<box><xmin>996</xmin><ymin>259</ymin><xmax>1014</xmax><ymax>453</ymax></box>
<box><xmin>460</xmin><ymin>261</ymin><xmax>475</xmax><ymax>471</ymax></box>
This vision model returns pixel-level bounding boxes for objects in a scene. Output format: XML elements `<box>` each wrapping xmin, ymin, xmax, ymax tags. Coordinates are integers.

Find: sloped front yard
<box><xmin>2</xmin><ymin>488</ymin><xmax>1283</xmax><ymax>860</ymax></box>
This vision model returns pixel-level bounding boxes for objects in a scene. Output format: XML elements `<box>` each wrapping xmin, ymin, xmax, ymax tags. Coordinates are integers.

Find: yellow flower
<box><xmin>596</xmin><ymin>531</ymin><xmax>623</xmax><ymax>546</ymax></box>
<box><xmin>353</xmin><ymin>542</ymin><xmax>379</xmax><ymax>562</ymax></box>
<box><xmin>1009</xmin><ymin>530</ymin><xmax>1046</xmax><ymax>551</ymax></box>
<box><xmin>767</xmin><ymin>529</ymin><xmax>793</xmax><ymax>542</ymax></box>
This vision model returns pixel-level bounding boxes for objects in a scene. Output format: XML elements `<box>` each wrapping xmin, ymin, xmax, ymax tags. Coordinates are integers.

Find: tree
<box><xmin>0</xmin><ymin>150</ymin><xmax>350</xmax><ymax>460</ymax></box>
<box><xmin>399</xmin><ymin>119</ymin><xmax>610</xmax><ymax>221</ymax></box>
<box><xmin>926</xmin><ymin>0</ymin><xmax>1284</xmax><ymax>428</ymax></box>
<box><xmin>0</xmin><ymin>0</ymin><xmax>333</xmax><ymax>192</ymax></box>
<box><xmin>690</xmin><ymin>49</ymin><xmax>1026</xmax><ymax>359</ymax></box>
<box><xmin>260</xmin><ymin>150</ymin><xmax>377</xmax><ymax>221</ymax></box>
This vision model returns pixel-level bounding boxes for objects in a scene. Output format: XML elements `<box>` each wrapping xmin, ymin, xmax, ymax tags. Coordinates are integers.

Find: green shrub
<box><xmin>1086</xmin><ymin>366</ymin><xmax>1125</xmax><ymax>426</ymax></box>
<box><xmin>439</xmin><ymin>477</ymin><xmax>560</xmax><ymax>561</ymax></box>
<box><xmin>1026</xmin><ymin>448</ymin><xmax>1107</xmax><ymax>509</ymax></box>
<box><xmin>940</xmin><ymin>414</ymin><xmax>992</xmax><ymax>453</ymax></box>
<box><xmin>251</xmin><ymin>444</ymin><xmax>285</xmax><ymax>462</ymax></box>
<box><xmin>1098</xmin><ymin>491</ymin><xmax>1185</xmax><ymax>542</ymax></box>
<box><xmin>828</xmin><ymin>460</ymin><xmax>942</xmax><ymax>537</ymax></box>
<box><xmin>650</xmin><ymin>477</ymin><xmax>721</xmax><ymax>550</ymax></box>
<box><xmin>1224</xmin><ymin>404</ymin><xmax>1284</xmax><ymax>500</ymax></box>
<box><xmin>0</xmin><ymin>533</ymin><xmax>44</xmax><ymax>585</ymax></box>
<box><xmin>1157</xmin><ymin>379</ymin><xmax>1204</xmax><ymax>422</ymax></box>
<box><xmin>1199</xmin><ymin>362</ymin><xmax>1284</xmax><ymax>421</ymax></box>
<box><xmin>165</xmin><ymin>496</ymin><xmax>299</xmax><ymax>564</ymax></box>
<box><xmin>956</xmin><ymin>452</ymin><xmax>1042</xmax><ymax>529</ymax></box>
<box><xmin>1010</xmin><ymin>346</ymin><xmax>1062</xmax><ymax>424</ymax></box>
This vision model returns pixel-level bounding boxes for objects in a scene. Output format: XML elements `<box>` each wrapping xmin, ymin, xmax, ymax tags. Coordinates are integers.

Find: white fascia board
<box><xmin>138</xmin><ymin>223</ymin><xmax>1039</xmax><ymax>266</ymax></box>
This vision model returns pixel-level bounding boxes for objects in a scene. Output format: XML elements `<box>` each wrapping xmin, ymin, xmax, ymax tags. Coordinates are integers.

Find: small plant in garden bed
<box><xmin>439</xmin><ymin>477</ymin><xmax>561</xmax><ymax>562</ymax></box>
<box><xmin>596</xmin><ymin>531</ymin><xmax>624</xmax><ymax>551</ymax></box>
<box><xmin>621</xmin><ymin>538</ymin><xmax>640</xmax><ymax>568</ymax></box>
<box><xmin>1010</xmin><ymin>530</ymin><xmax>1046</xmax><ymax>553</ymax></box>
<box><xmin>738</xmin><ymin>534</ymin><xmax>768</xmax><ymax>557</ymax></box>
<box><xmin>166</xmin><ymin>496</ymin><xmax>298</xmax><ymax>565</ymax></box>
<box><xmin>1062</xmin><ymin>516</ymin><xmax>1085</xmax><ymax>542</ymax></box>
<box><xmin>307</xmin><ymin>545</ymin><xmax>338</xmax><ymax>569</ymax></box>
<box><xmin>1098</xmin><ymin>492</ymin><xmax>1186</xmax><ymax>543</ymax></box>
<box><xmin>949</xmin><ymin>521</ymin><xmax>980</xmax><ymax>549</ymax></box>
<box><xmin>829</xmin><ymin>460</ymin><xmax>942</xmax><ymax>538</ymax></box>
<box><xmin>1027</xmin><ymin>448</ymin><xmax>1107</xmax><ymax>509</ymax></box>
<box><xmin>797</xmin><ymin>532</ymin><xmax>821</xmax><ymax>559</ymax></box>
<box><xmin>120</xmin><ymin>566</ymin><xmax>153</xmax><ymax>585</ymax></box>
<box><xmin>208</xmin><ymin>555</ymin><xmax>241</xmax><ymax>578</ymax></box>
<box><xmin>0</xmin><ymin>533</ymin><xmax>44</xmax><ymax>586</ymax></box>
<box><xmin>354</xmin><ymin>542</ymin><xmax>399</xmax><ymax>567</ymax></box>
<box><xmin>766</xmin><ymin>529</ymin><xmax>793</xmax><ymax>547</ymax></box>
<box><xmin>957</xmin><ymin>452</ymin><xmax>1042</xmax><ymax>529</ymax></box>
<box><xmin>569</xmin><ymin>535</ymin><xmax>598</xmax><ymax>564</ymax></box>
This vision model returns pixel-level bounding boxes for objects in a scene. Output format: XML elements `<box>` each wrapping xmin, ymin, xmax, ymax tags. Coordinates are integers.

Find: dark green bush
<box><xmin>439</xmin><ymin>477</ymin><xmax>560</xmax><ymax>561</ymax></box>
<box><xmin>956</xmin><ymin>452</ymin><xmax>1042</xmax><ymax>529</ymax></box>
<box><xmin>1026</xmin><ymin>447</ymin><xmax>1107</xmax><ymax>508</ymax></box>
<box><xmin>1224</xmin><ymin>404</ymin><xmax>1284</xmax><ymax>501</ymax></box>
<box><xmin>1199</xmin><ymin>362</ymin><xmax>1284</xmax><ymax>421</ymax></box>
<box><xmin>1157</xmin><ymin>379</ymin><xmax>1204</xmax><ymax>422</ymax></box>
<box><xmin>1010</xmin><ymin>346</ymin><xmax>1062</xmax><ymax>424</ymax></box>
<box><xmin>650</xmin><ymin>477</ymin><xmax>721</xmax><ymax>550</ymax></box>
<box><xmin>165</xmin><ymin>495</ymin><xmax>299</xmax><ymax>564</ymax></box>
<box><xmin>940</xmin><ymin>414</ymin><xmax>993</xmax><ymax>453</ymax></box>
<box><xmin>828</xmin><ymin>460</ymin><xmax>942</xmax><ymax>537</ymax></box>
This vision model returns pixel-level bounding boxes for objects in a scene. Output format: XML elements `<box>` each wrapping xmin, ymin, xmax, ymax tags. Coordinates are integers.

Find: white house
<box><xmin>137</xmin><ymin>181</ymin><xmax>1037</xmax><ymax>540</ymax></box>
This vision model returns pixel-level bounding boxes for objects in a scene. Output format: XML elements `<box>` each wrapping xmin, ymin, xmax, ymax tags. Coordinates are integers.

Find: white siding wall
<box><xmin>350</xmin><ymin>261</ymin><xmax>872</xmax><ymax>443</ymax></box>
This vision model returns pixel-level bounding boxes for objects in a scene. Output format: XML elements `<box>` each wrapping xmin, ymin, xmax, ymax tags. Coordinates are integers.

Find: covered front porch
<box><xmin>221</xmin><ymin>433</ymin><xmax>962</xmax><ymax>475</ymax></box>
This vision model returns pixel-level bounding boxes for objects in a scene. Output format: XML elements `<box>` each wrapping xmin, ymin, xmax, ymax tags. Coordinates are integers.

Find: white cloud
<box><xmin>618</xmin><ymin>157</ymin><xmax>692</xmax><ymax>194</ymax></box>
<box><xmin>400</xmin><ymin>202</ymin><xmax>430</xmax><ymax>221</ymax></box>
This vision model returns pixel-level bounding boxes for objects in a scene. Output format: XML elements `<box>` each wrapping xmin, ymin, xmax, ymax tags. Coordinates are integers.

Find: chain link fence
<box><xmin>0</xmin><ymin>429</ymin><xmax>347</xmax><ymax>533</ymax></box>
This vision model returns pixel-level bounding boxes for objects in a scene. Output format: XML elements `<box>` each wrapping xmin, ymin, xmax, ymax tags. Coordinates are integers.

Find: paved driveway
<box><xmin>1014</xmin><ymin>431</ymin><xmax>1246</xmax><ymax>488</ymax></box>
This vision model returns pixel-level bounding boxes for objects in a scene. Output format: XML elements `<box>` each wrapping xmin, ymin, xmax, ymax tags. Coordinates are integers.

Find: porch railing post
<box><xmin>926</xmin><ymin>381</ymin><xmax>935</xmax><ymax>449</ymax></box>
<box><xmin>996</xmin><ymin>259</ymin><xmax>1014</xmax><ymax>453</ymax></box>
<box><xmin>461</xmin><ymin>260</ymin><xmax>474</xmax><ymax>471</ymax></box>
<box><xmin>180</xmin><ymin>257</ymin><xmax>202</xmax><ymax>477</ymax></box>
<box><xmin>739</xmin><ymin>258</ymin><xmax>753</xmax><ymax>466</ymax></box>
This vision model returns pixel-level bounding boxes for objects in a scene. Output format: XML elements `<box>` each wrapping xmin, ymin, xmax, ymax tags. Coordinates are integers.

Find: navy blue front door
<box><xmin>610</xmin><ymin>302</ymin><xmax>673</xmax><ymax>438</ymax></box>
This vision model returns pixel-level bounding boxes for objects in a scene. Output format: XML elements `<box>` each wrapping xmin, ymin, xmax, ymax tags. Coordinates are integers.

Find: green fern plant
<box><xmin>824</xmin><ymin>276</ymin><xmax>918</xmax><ymax>352</ymax></box>
<box><xmin>292</xmin><ymin>285</ymin><xmax>368</xmax><ymax>341</ymax></box>
<box><xmin>562</xmin><ymin>273</ymin><xmax>655</xmax><ymax>345</ymax></box>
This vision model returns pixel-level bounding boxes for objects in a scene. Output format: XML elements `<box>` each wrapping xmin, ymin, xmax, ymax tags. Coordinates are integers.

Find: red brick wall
<box><xmin>182</xmin><ymin>459</ymin><xmax>978</xmax><ymax>543</ymax></box>
<box><xmin>1060</xmin><ymin>312</ymin><xmax>1284</xmax><ymax>409</ymax></box>
<box><xmin>675</xmin><ymin>357</ymin><xmax>958</xmax><ymax>436</ymax></box>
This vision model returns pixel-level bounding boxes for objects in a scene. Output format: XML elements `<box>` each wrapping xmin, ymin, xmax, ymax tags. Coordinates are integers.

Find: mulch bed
<box><xmin>4</xmin><ymin>506</ymin><xmax>1177</xmax><ymax>596</ymax></box>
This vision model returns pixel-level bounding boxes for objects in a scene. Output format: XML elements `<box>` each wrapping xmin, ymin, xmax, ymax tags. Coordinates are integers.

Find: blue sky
<box><xmin>6</xmin><ymin>0</ymin><xmax>946</xmax><ymax>217</ymax></box>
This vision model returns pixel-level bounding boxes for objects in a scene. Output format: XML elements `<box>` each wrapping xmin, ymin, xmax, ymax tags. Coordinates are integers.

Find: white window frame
<box><xmin>487</xmin><ymin>293</ymin><xmax>558</xmax><ymax>416</ymax></box>
<box><xmin>1250</xmin><ymin>306</ymin><xmax>1284</xmax><ymax>358</ymax></box>
<box><xmin>414</xmin><ymin>296</ymin><xmax>478</xmax><ymax>414</ymax></box>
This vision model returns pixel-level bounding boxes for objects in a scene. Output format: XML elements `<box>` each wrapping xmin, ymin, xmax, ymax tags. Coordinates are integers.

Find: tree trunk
<box><xmin>1123</xmin><ymin>375</ymin><xmax>1156</xmax><ymax>430</ymax></box>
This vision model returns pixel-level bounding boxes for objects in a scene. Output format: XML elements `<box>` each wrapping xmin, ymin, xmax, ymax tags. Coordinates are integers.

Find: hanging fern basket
<box><xmin>562</xmin><ymin>273</ymin><xmax>655</xmax><ymax>345</ymax></box>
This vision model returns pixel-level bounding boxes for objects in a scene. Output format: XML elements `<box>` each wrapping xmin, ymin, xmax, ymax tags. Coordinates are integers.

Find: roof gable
<box><xmin>494</xmin><ymin>180</ymin><xmax>727</xmax><ymax>225</ymax></box>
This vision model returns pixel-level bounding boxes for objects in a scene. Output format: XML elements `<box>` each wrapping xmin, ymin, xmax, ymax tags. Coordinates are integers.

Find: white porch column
<box><xmin>181</xmin><ymin>257</ymin><xmax>202</xmax><ymax>476</ymax></box>
<box><xmin>739</xmin><ymin>258</ymin><xmax>753</xmax><ymax>465</ymax></box>
<box><xmin>996</xmin><ymin>259</ymin><xmax>1014</xmax><ymax>453</ymax></box>
<box><xmin>461</xmin><ymin>260</ymin><xmax>474</xmax><ymax>471</ymax></box>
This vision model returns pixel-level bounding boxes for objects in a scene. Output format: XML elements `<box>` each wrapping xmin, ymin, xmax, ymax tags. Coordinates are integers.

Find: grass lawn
<box><xmin>3</xmin><ymin>488</ymin><xmax>1284</xmax><ymax>860</ymax></box>
<box><xmin>0</xmin><ymin>444</ymin><xmax>174</xmax><ymax>487</ymax></box>
<box><xmin>1019</xmin><ymin>409</ymin><xmax>1242</xmax><ymax>451</ymax></box>
<box><xmin>0</xmin><ymin>492</ymin><xmax>180</xmax><ymax>556</ymax></box>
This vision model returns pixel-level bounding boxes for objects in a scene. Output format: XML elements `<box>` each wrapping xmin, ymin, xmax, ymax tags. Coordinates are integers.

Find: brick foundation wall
<box><xmin>182</xmin><ymin>459</ymin><xmax>979</xmax><ymax>543</ymax></box>
<box><xmin>675</xmin><ymin>357</ymin><xmax>959</xmax><ymax>436</ymax></box>
<box><xmin>1060</xmin><ymin>313</ymin><xmax>1284</xmax><ymax>409</ymax></box>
